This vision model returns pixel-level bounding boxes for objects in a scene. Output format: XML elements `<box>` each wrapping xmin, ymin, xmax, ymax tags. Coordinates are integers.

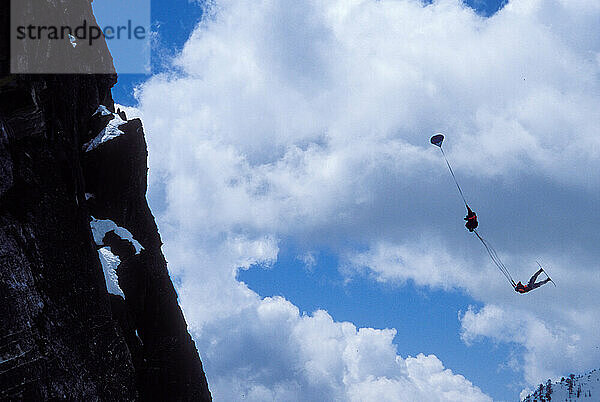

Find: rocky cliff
<box><xmin>0</xmin><ymin>1</ymin><xmax>211</xmax><ymax>400</ymax></box>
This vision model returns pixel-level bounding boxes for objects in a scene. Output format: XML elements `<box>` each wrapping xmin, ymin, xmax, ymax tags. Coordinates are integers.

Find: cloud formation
<box><xmin>198</xmin><ymin>295</ymin><xmax>491</xmax><ymax>401</ymax></box>
<box><xmin>132</xmin><ymin>0</ymin><xmax>600</xmax><ymax>398</ymax></box>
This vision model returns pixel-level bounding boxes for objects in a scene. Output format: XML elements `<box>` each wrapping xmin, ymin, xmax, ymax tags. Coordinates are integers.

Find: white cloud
<box><xmin>297</xmin><ymin>251</ymin><xmax>317</xmax><ymax>271</ymax></box>
<box><xmin>161</xmin><ymin>228</ymin><xmax>492</xmax><ymax>400</ymax></box>
<box><xmin>196</xmin><ymin>294</ymin><xmax>491</xmax><ymax>401</ymax></box>
<box><xmin>344</xmin><ymin>239</ymin><xmax>479</xmax><ymax>292</ymax></box>
<box><xmin>131</xmin><ymin>0</ymin><xmax>600</xmax><ymax>398</ymax></box>
<box><xmin>347</xmin><ymin>353</ymin><xmax>493</xmax><ymax>402</ymax></box>
<box><xmin>352</xmin><ymin>239</ymin><xmax>600</xmax><ymax>385</ymax></box>
<box><xmin>460</xmin><ymin>300</ymin><xmax>600</xmax><ymax>385</ymax></box>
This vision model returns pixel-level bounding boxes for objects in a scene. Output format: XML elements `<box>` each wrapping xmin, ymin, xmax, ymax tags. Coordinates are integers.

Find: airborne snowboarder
<box><xmin>431</xmin><ymin>133</ymin><xmax>555</xmax><ymax>293</ymax></box>
<box><xmin>515</xmin><ymin>267</ymin><xmax>553</xmax><ymax>294</ymax></box>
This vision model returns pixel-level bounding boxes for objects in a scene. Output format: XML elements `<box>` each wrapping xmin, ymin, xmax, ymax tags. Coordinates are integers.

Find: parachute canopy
<box><xmin>430</xmin><ymin>134</ymin><xmax>444</xmax><ymax>148</ymax></box>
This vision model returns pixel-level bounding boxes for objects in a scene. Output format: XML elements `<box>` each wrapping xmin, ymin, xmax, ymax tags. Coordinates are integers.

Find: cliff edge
<box><xmin>0</xmin><ymin>1</ymin><xmax>211</xmax><ymax>400</ymax></box>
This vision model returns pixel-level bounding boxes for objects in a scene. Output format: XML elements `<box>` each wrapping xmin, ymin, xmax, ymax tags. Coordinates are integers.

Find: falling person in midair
<box><xmin>431</xmin><ymin>134</ymin><xmax>556</xmax><ymax>293</ymax></box>
<box><xmin>514</xmin><ymin>268</ymin><xmax>552</xmax><ymax>294</ymax></box>
<box><xmin>464</xmin><ymin>206</ymin><xmax>478</xmax><ymax>232</ymax></box>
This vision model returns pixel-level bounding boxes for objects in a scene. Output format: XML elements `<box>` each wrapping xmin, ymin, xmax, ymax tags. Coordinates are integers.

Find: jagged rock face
<box><xmin>83</xmin><ymin>117</ymin><xmax>160</xmax><ymax>250</ymax></box>
<box><xmin>85</xmin><ymin>114</ymin><xmax>212</xmax><ymax>401</ymax></box>
<box><xmin>0</xmin><ymin>73</ymin><xmax>137</xmax><ymax>400</ymax></box>
<box><xmin>0</xmin><ymin>1</ymin><xmax>211</xmax><ymax>401</ymax></box>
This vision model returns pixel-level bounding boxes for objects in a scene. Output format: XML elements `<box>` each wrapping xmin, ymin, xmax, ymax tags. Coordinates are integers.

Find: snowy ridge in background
<box><xmin>522</xmin><ymin>368</ymin><xmax>600</xmax><ymax>401</ymax></box>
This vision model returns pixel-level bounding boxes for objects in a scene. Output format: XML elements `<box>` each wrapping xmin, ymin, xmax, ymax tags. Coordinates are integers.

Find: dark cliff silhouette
<box><xmin>0</xmin><ymin>1</ymin><xmax>211</xmax><ymax>400</ymax></box>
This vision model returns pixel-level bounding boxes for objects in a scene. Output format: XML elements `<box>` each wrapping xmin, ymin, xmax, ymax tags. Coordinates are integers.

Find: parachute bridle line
<box><xmin>474</xmin><ymin>230</ymin><xmax>516</xmax><ymax>288</ymax></box>
<box><xmin>432</xmin><ymin>135</ymin><xmax>516</xmax><ymax>289</ymax></box>
<box><xmin>439</xmin><ymin>147</ymin><xmax>468</xmax><ymax>208</ymax></box>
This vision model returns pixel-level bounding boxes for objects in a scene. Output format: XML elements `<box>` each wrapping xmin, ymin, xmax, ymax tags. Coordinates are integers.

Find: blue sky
<box><xmin>237</xmin><ymin>244</ymin><xmax>521</xmax><ymax>399</ymax></box>
<box><xmin>110</xmin><ymin>0</ymin><xmax>203</xmax><ymax>105</ymax></box>
<box><xmin>112</xmin><ymin>1</ymin><xmax>600</xmax><ymax>401</ymax></box>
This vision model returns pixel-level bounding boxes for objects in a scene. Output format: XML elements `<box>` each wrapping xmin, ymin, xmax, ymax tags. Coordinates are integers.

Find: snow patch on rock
<box><xmin>98</xmin><ymin>247</ymin><xmax>124</xmax><ymax>297</ymax></box>
<box><xmin>90</xmin><ymin>217</ymin><xmax>143</xmax><ymax>254</ymax></box>
<box><xmin>93</xmin><ymin>105</ymin><xmax>113</xmax><ymax>117</ymax></box>
<box><xmin>90</xmin><ymin>217</ymin><xmax>143</xmax><ymax>298</ymax></box>
<box><xmin>83</xmin><ymin>106</ymin><xmax>127</xmax><ymax>152</ymax></box>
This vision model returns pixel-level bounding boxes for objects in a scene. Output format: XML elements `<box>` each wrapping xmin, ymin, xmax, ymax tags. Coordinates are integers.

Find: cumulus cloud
<box><xmin>460</xmin><ymin>299</ymin><xmax>600</xmax><ymax>385</ymax></box>
<box><xmin>344</xmin><ymin>239</ymin><xmax>479</xmax><ymax>291</ymax></box>
<box><xmin>197</xmin><ymin>295</ymin><xmax>491</xmax><ymax>401</ymax></box>
<box><xmin>131</xmin><ymin>0</ymin><xmax>600</xmax><ymax>398</ymax></box>
<box><xmin>351</xmin><ymin>238</ymin><xmax>600</xmax><ymax>385</ymax></box>
<box><xmin>162</xmin><ymin>224</ymin><xmax>492</xmax><ymax>400</ymax></box>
